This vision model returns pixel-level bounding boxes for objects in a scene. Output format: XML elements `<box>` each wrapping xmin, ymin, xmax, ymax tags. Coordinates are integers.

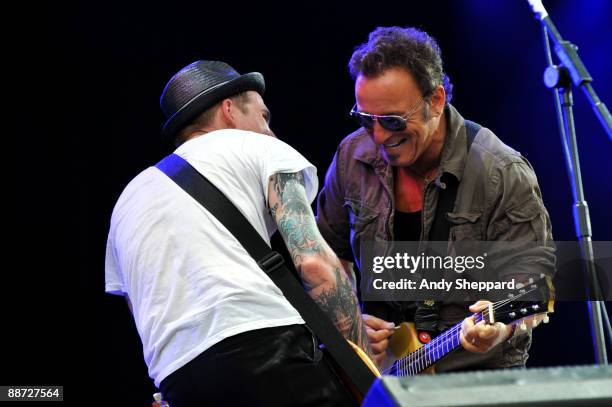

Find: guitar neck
<box><xmin>390</xmin><ymin>277</ymin><xmax>552</xmax><ymax>377</ymax></box>
<box><xmin>393</xmin><ymin>313</ymin><xmax>485</xmax><ymax>376</ymax></box>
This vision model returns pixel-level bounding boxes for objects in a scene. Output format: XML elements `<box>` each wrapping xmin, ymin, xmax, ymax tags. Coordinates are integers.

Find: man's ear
<box><xmin>430</xmin><ymin>84</ymin><xmax>446</xmax><ymax>117</ymax></box>
<box><xmin>219</xmin><ymin>98</ymin><xmax>237</xmax><ymax>127</ymax></box>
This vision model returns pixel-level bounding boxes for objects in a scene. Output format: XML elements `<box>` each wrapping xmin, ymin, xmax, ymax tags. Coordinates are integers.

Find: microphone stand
<box><xmin>527</xmin><ymin>0</ymin><xmax>611</xmax><ymax>365</ymax></box>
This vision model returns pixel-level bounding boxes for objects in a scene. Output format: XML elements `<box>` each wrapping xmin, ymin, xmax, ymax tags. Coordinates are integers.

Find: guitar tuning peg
<box><xmin>543</xmin><ymin>315</ymin><xmax>550</xmax><ymax>324</ymax></box>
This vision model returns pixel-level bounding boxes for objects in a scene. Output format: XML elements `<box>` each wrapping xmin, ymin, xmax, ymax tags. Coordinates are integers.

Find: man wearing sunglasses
<box><xmin>317</xmin><ymin>27</ymin><xmax>555</xmax><ymax>372</ymax></box>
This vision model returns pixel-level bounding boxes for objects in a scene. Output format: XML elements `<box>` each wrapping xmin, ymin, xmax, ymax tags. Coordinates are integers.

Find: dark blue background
<box><xmin>53</xmin><ymin>0</ymin><xmax>612</xmax><ymax>403</ymax></box>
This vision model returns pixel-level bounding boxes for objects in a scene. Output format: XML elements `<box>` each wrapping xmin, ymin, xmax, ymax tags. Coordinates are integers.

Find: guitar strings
<box><xmin>384</xmin><ymin>284</ymin><xmax>541</xmax><ymax>376</ymax></box>
<box><xmin>392</xmin><ymin>284</ymin><xmax>540</xmax><ymax>376</ymax></box>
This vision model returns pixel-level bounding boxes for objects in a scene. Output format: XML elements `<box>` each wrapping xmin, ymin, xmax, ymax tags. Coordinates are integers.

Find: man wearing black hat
<box><xmin>105</xmin><ymin>61</ymin><xmax>368</xmax><ymax>406</ymax></box>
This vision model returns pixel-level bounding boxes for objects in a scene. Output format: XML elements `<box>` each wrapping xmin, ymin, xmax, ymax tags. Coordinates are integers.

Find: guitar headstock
<box><xmin>484</xmin><ymin>275</ymin><xmax>554</xmax><ymax>327</ymax></box>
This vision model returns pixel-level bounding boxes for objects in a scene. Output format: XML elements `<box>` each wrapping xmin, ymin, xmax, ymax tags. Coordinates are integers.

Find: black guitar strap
<box><xmin>430</xmin><ymin>120</ymin><xmax>481</xmax><ymax>243</ymax></box>
<box><xmin>155</xmin><ymin>154</ymin><xmax>376</xmax><ymax>397</ymax></box>
<box><xmin>414</xmin><ymin>120</ymin><xmax>482</xmax><ymax>334</ymax></box>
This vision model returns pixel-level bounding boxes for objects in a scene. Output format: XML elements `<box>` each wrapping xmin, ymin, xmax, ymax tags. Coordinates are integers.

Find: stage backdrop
<box><xmin>67</xmin><ymin>0</ymin><xmax>611</xmax><ymax>404</ymax></box>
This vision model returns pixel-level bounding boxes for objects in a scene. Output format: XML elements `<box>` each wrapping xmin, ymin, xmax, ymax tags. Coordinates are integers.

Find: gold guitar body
<box><xmin>346</xmin><ymin>284</ymin><xmax>554</xmax><ymax>380</ymax></box>
<box><xmin>347</xmin><ymin>322</ymin><xmax>435</xmax><ymax>378</ymax></box>
<box><xmin>388</xmin><ymin>322</ymin><xmax>435</xmax><ymax>374</ymax></box>
<box><xmin>346</xmin><ymin>340</ymin><xmax>381</xmax><ymax>377</ymax></box>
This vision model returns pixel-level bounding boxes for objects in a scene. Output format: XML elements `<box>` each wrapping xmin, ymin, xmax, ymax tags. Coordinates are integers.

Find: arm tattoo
<box><xmin>314</xmin><ymin>267</ymin><xmax>371</xmax><ymax>354</ymax></box>
<box><xmin>271</xmin><ymin>172</ymin><xmax>322</xmax><ymax>264</ymax></box>
<box><xmin>270</xmin><ymin>172</ymin><xmax>371</xmax><ymax>354</ymax></box>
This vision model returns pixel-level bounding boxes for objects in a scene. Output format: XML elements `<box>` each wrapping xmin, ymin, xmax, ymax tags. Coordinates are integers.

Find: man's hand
<box><xmin>460</xmin><ymin>301</ymin><xmax>513</xmax><ymax>354</ymax></box>
<box><xmin>363</xmin><ymin>314</ymin><xmax>395</xmax><ymax>367</ymax></box>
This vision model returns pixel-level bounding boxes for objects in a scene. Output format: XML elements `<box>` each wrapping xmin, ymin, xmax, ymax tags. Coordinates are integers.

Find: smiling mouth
<box><xmin>383</xmin><ymin>138</ymin><xmax>408</xmax><ymax>148</ymax></box>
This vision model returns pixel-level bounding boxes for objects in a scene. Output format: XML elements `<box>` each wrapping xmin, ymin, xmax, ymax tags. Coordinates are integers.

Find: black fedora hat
<box><xmin>160</xmin><ymin>60</ymin><xmax>265</xmax><ymax>140</ymax></box>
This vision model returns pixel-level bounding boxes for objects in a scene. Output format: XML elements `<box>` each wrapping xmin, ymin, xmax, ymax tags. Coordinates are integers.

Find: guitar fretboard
<box><xmin>392</xmin><ymin>312</ymin><xmax>487</xmax><ymax>376</ymax></box>
<box><xmin>387</xmin><ymin>278</ymin><xmax>549</xmax><ymax>377</ymax></box>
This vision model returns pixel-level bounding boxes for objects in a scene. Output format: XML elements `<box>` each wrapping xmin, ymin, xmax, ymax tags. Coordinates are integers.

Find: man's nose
<box><xmin>371</xmin><ymin>121</ymin><xmax>392</xmax><ymax>145</ymax></box>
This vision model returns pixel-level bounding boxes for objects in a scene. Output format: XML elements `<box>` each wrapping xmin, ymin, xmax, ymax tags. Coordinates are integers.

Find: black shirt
<box><xmin>393</xmin><ymin>210</ymin><xmax>422</xmax><ymax>242</ymax></box>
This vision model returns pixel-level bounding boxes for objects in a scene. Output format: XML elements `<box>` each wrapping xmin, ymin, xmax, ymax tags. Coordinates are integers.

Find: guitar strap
<box><xmin>155</xmin><ymin>154</ymin><xmax>376</xmax><ymax>397</ymax></box>
<box><xmin>414</xmin><ymin>119</ymin><xmax>481</xmax><ymax>335</ymax></box>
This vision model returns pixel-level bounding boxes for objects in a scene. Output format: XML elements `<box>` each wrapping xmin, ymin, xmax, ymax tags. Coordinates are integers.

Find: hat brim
<box><xmin>161</xmin><ymin>72</ymin><xmax>265</xmax><ymax>141</ymax></box>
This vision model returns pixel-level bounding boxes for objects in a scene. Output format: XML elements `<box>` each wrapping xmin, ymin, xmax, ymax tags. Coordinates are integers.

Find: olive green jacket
<box><xmin>317</xmin><ymin>104</ymin><xmax>555</xmax><ymax>370</ymax></box>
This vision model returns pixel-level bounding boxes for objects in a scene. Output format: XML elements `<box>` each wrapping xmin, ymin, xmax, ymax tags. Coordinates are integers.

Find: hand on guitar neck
<box><xmin>461</xmin><ymin>300</ymin><xmax>548</xmax><ymax>353</ymax></box>
<box><xmin>460</xmin><ymin>300</ymin><xmax>516</xmax><ymax>353</ymax></box>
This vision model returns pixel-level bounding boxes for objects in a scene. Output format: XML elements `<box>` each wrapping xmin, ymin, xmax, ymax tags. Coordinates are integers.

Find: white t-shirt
<box><xmin>105</xmin><ymin>129</ymin><xmax>318</xmax><ymax>387</ymax></box>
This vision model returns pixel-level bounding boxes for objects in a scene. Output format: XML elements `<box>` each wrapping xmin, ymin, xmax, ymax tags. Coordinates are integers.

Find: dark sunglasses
<box><xmin>349</xmin><ymin>97</ymin><xmax>425</xmax><ymax>132</ymax></box>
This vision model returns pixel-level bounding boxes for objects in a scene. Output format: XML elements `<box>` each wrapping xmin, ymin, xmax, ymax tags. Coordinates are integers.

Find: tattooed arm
<box><xmin>339</xmin><ymin>258</ymin><xmax>357</xmax><ymax>293</ymax></box>
<box><xmin>268</xmin><ymin>171</ymin><xmax>371</xmax><ymax>356</ymax></box>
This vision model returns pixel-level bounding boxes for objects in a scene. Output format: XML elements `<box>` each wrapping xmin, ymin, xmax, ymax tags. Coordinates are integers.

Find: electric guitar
<box><xmin>351</xmin><ymin>276</ymin><xmax>554</xmax><ymax>379</ymax></box>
